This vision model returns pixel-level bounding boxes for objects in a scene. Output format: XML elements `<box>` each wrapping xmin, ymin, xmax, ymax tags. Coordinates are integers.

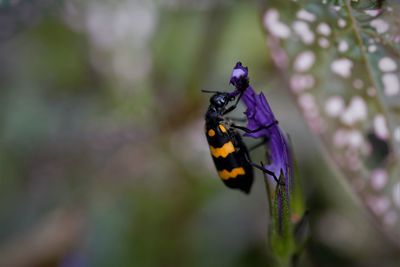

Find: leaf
<box><xmin>262</xmin><ymin>0</ymin><xmax>400</xmax><ymax>243</ymax></box>
<box><xmin>269</xmin><ymin>172</ymin><xmax>295</xmax><ymax>264</ymax></box>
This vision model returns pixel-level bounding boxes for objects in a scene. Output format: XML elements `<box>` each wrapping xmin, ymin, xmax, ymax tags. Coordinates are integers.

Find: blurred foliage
<box><xmin>0</xmin><ymin>1</ymin><xmax>400</xmax><ymax>267</ymax></box>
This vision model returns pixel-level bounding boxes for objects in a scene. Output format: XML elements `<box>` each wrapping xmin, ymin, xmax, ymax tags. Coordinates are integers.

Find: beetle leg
<box><xmin>222</xmin><ymin>92</ymin><xmax>243</xmax><ymax>115</ymax></box>
<box><xmin>244</xmin><ymin>155</ymin><xmax>284</xmax><ymax>185</ymax></box>
<box><xmin>231</xmin><ymin>120</ymin><xmax>278</xmax><ymax>134</ymax></box>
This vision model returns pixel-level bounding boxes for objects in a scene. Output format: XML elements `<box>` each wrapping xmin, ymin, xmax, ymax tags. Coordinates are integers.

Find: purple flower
<box><xmin>229</xmin><ymin>62</ymin><xmax>293</xmax><ymax>192</ymax></box>
<box><xmin>229</xmin><ymin>63</ymin><xmax>307</xmax><ymax>258</ymax></box>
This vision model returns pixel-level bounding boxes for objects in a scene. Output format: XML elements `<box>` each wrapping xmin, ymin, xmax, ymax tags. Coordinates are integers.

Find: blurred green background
<box><xmin>0</xmin><ymin>1</ymin><xmax>400</xmax><ymax>267</ymax></box>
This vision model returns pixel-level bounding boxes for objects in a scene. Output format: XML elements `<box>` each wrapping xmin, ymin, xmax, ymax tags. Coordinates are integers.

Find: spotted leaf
<box><xmin>262</xmin><ymin>0</ymin><xmax>400</xmax><ymax>242</ymax></box>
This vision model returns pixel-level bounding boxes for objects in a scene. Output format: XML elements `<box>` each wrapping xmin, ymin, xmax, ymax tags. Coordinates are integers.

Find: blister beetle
<box><xmin>203</xmin><ymin>90</ymin><xmax>279</xmax><ymax>193</ymax></box>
